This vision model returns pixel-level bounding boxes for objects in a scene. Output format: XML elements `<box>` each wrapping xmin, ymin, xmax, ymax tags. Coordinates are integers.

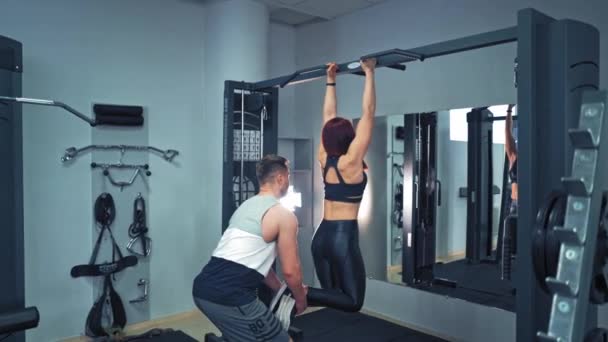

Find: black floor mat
<box><xmin>291</xmin><ymin>308</ymin><xmax>447</xmax><ymax>342</ymax></box>
<box><xmin>118</xmin><ymin>329</ymin><xmax>198</xmax><ymax>342</ymax></box>
<box><xmin>413</xmin><ymin>259</ymin><xmax>516</xmax><ymax>312</ymax></box>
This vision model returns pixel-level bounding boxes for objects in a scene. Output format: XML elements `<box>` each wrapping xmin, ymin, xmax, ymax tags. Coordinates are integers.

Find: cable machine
<box><xmin>220</xmin><ymin>8</ymin><xmax>606</xmax><ymax>342</ymax></box>
<box><xmin>222</xmin><ymin>81</ymin><xmax>279</xmax><ymax>231</ymax></box>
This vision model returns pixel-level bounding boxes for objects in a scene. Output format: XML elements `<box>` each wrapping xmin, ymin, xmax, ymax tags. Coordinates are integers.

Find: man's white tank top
<box><xmin>212</xmin><ymin>195</ymin><xmax>279</xmax><ymax>276</ymax></box>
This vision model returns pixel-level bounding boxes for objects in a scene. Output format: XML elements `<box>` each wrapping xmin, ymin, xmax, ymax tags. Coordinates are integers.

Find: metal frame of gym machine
<box><xmin>221</xmin><ymin>7</ymin><xmax>606</xmax><ymax>342</ymax></box>
<box><xmin>222</xmin><ymin>81</ymin><xmax>279</xmax><ymax>231</ymax></box>
<box><xmin>465</xmin><ymin>107</ymin><xmax>497</xmax><ymax>263</ymax></box>
<box><xmin>0</xmin><ymin>35</ymin><xmax>33</xmax><ymax>342</ymax></box>
<box><xmin>401</xmin><ymin>112</ymin><xmax>439</xmax><ymax>284</ymax></box>
<box><xmin>465</xmin><ymin>108</ymin><xmax>516</xmax><ymax>275</ymax></box>
<box><xmin>518</xmin><ymin>9</ymin><xmax>604</xmax><ymax>342</ymax></box>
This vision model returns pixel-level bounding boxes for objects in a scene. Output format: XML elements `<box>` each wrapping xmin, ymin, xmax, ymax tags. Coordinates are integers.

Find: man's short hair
<box><xmin>256</xmin><ymin>155</ymin><xmax>288</xmax><ymax>185</ymax></box>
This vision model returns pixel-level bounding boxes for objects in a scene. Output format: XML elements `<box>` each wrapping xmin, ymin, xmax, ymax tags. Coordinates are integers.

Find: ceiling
<box><xmin>255</xmin><ymin>0</ymin><xmax>388</xmax><ymax>26</ymax></box>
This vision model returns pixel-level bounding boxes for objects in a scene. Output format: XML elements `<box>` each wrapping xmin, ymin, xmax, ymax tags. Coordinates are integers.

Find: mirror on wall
<box><xmin>358</xmin><ymin>105</ymin><xmax>518</xmax><ymax>311</ymax></box>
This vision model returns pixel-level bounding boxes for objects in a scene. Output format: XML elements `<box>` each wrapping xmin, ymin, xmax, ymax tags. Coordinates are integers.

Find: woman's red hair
<box><xmin>322</xmin><ymin>117</ymin><xmax>368</xmax><ymax>169</ymax></box>
<box><xmin>322</xmin><ymin>117</ymin><xmax>355</xmax><ymax>156</ymax></box>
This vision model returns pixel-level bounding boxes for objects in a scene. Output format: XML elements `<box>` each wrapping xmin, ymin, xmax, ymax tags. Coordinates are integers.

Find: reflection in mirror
<box><xmin>386</xmin><ymin>115</ymin><xmax>405</xmax><ymax>283</ymax></box>
<box><xmin>360</xmin><ymin>105</ymin><xmax>518</xmax><ymax>311</ymax></box>
<box><xmin>354</xmin><ymin>116</ymin><xmax>388</xmax><ymax>283</ymax></box>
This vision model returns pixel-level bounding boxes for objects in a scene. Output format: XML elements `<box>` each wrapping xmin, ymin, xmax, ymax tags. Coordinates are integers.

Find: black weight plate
<box><xmin>591</xmin><ymin>192</ymin><xmax>608</xmax><ymax>304</ymax></box>
<box><xmin>545</xmin><ymin>193</ymin><xmax>568</xmax><ymax>281</ymax></box>
<box><xmin>590</xmin><ymin>266</ymin><xmax>608</xmax><ymax>304</ymax></box>
<box><xmin>533</xmin><ymin>191</ymin><xmax>564</xmax><ymax>292</ymax></box>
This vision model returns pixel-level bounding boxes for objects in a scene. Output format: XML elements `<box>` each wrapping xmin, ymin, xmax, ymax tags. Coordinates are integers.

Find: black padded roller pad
<box><xmin>0</xmin><ymin>307</ymin><xmax>40</xmax><ymax>335</ymax></box>
<box><xmin>95</xmin><ymin>114</ymin><xmax>144</xmax><ymax>126</ymax></box>
<box><xmin>71</xmin><ymin>256</ymin><xmax>138</xmax><ymax>278</ymax></box>
<box><xmin>94</xmin><ymin>104</ymin><xmax>144</xmax><ymax>127</ymax></box>
<box><xmin>94</xmin><ymin>104</ymin><xmax>143</xmax><ymax>117</ymax></box>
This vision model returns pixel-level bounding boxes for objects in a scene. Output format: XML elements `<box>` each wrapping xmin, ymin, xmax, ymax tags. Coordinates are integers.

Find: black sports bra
<box><xmin>323</xmin><ymin>156</ymin><xmax>367</xmax><ymax>203</ymax></box>
<box><xmin>509</xmin><ymin>158</ymin><xmax>517</xmax><ymax>183</ymax></box>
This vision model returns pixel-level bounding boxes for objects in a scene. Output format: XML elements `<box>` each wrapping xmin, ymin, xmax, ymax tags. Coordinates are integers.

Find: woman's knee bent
<box><xmin>340</xmin><ymin>295</ymin><xmax>364</xmax><ymax>312</ymax></box>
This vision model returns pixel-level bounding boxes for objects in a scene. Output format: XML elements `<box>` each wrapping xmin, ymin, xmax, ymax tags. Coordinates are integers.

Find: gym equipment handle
<box><xmin>62</xmin><ymin>145</ymin><xmax>179</xmax><ymax>163</ymax></box>
<box><xmin>487</xmin><ymin>115</ymin><xmax>518</xmax><ymax>122</ymax></box>
<box><xmin>91</xmin><ymin>162</ymin><xmax>149</xmax><ymax>170</ymax></box>
<box><xmin>0</xmin><ymin>307</ymin><xmax>40</xmax><ymax>335</ymax></box>
<box><xmin>129</xmin><ymin>279</ymin><xmax>149</xmax><ymax>304</ymax></box>
<box><xmin>0</xmin><ymin>96</ymin><xmax>96</xmax><ymax>126</ymax></box>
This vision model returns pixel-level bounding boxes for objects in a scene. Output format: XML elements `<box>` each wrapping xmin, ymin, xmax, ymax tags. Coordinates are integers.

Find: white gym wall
<box><xmin>0</xmin><ymin>1</ymin><xmax>210</xmax><ymax>339</ymax></box>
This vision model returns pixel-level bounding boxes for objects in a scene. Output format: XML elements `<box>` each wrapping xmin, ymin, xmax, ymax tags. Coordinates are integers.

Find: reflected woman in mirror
<box><xmin>505</xmin><ymin>104</ymin><xmax>517</xmax><ymax>214</ymax></box>
<box><xmin>307</xmin><ymin>58</ymin><xmax>376</xmax><ymax>312</ymax></box>
<box><xmin>501</xmin><ymin>104</ymin><xmax>518</xmax><ymax>280</ymax></box>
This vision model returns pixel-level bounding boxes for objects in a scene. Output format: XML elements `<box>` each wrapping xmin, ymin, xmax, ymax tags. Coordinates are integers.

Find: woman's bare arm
<box><xmin>505</xmin><ymin>104</ymin><xmax>517</xmax><ymax>164</ymax></box>
<box><xmin>318</xmin><ymin>62</ymin><xmax>338</xmax><ymax>162</ymax></box>
<box><xmin>346</xmin><ymin>58</ymin><xmax>377</xmax><ymax>164</ymax></box>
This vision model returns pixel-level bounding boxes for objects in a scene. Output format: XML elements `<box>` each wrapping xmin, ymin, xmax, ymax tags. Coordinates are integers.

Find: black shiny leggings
<box><xmin>307</xmin><ymin>219</ymin><xmax>366</xmax><ymax>312</ymax></box>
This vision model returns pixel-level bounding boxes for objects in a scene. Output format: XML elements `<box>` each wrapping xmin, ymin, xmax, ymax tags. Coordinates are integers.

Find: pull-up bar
<box><xmin>488</xmin><ymin>115</ymin><xmax>518</xmax><ymax>122</ymax></box>
<box><xmin>253</xmin><ymin>26</ymin><xmax>517</xmax><ymax>91</ymax></box>
<box><xmin>276</xmin><ymin>48</ymin><xmax>421</xmax><ymax>88</ymax></box>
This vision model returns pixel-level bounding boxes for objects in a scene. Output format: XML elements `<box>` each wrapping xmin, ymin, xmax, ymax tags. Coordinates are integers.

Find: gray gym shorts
<box><xmin>194</xmin><ymin>297</ymin><xmax>289</xmax><ymax>342</ymax></box>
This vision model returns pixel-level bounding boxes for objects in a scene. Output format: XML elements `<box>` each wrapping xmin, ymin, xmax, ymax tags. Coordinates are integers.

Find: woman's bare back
<box><xmin>321</xmin><ymin>156</ymin><xmax>364</xmax><ymax>220</ymax></box>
